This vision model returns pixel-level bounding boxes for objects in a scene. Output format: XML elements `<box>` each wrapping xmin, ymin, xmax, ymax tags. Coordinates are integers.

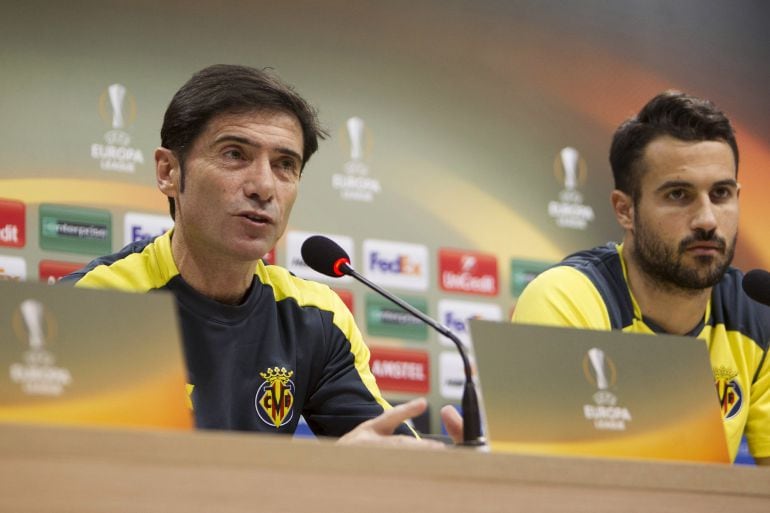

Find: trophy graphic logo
<box><xmin>331</xmin><ymin>116</ymin><xmax>381</xmax><ymax>202</ymax></box>
<box><xmin>560</xmin><ymin>146</ymin><xmax>580</xmax><ymax>193</ymax></box>
<box><xmin>548</xmin><ymin>146</ymin><xmax>595</xmax><ymax>230</ymax></box>
<box><xmin>10</xmin><ymin>298</ymin><xmax>72</xmax><ymax>396</ymax></box>
<box><xmin>346</xmin><ymin>116</ymin><xmax>366</xmax><ymax>163</ymax></box>
<box><xmin>583</xmin><ymin>347</ymin><xmax>617</xmax><ymax>406</ymax></box>
<box><xmin>107</xmin><ymin>83</ymin><xmax>127</xmax><ymax>129</ymax></box>
<box><xmin>20</xmin><ymin>299</ymin><xmax>47</xmax><ymax>352</ymax></box>
<box><xmin>587</xmin><ymin>347</ymin><xmax>610</xmax><ymax>390</ymax></box>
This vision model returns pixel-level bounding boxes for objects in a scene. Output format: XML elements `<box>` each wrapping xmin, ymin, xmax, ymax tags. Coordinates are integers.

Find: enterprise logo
<box><xmin>39</xmin><ymin>204</ymin><xmax>112</xmax><ymax>255</ymax></box>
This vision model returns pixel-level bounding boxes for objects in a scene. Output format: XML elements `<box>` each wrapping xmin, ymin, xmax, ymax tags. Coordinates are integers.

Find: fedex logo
<box><xmin>437</xmin><ymin>299</ymin><xmax>503</xmax><ymax>349</ymax></box>
<box><xmin>439</xmin><ymin>248</ymin><xmax>498</xmax><ymax>296</ymax></box>
<box><xmin>0</xmin><ymin>199</ymin><xmax>25</xmax><ymax>248</ymax></box>
<box><xmin>123</xmin><ymin>212</ymin><xmax>173</xmax><ymax>245</ymax></box>
<box><xmin>363</xmin><ymin>239</ymin><xmax>428</xmax><ymax>291</ymax></box>
<box><xmin>443</xmin><ymin>310</ymin><xmax>471</xmax><ymax>334</ymax></box>
<box><xmin>368</xmin><ymin>252</ymin><xmax>422</xmax><ymax>275</ymax></box>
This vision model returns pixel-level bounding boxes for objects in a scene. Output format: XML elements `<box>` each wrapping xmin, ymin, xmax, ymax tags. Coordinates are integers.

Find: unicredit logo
<box><xmin>0</xmin><ymin>199</ymin><xmax>25</xmax><ymax>248</ymax></box>
<box><xmin>439</xmin><ymin>248</ymin><xmax>498</xmax><ymax>295</ymax></box>
<box><xmin>0</xmin><ymin>224</ymin><xmax>19</xmax><ymax>244</ymax></box>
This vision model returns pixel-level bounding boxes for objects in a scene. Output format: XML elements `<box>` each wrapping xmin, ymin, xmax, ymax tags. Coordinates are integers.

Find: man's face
<box><xmin>164</xmin><ymin>110</ymin><xmax>303</xmax><ymax>263</ymax></box>
<box><xmin>630</xmin><ymin>135</ymin><xmax>739</xmax><ymax>291</ymax></box>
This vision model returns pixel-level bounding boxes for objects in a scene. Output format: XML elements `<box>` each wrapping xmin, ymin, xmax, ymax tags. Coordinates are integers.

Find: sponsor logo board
<box><xmin>369</xmin><ymin>347</ymin><xmax>430</xmax><ymax>394</ymax></box>
<box><xmin>365</xmin><ymin>293</ymin><xmax>428</xmax><ymax>340</ymax></box>
<box><xmin>363</xmin><ymin>239</ymin><xmax>428</xmax><ymax>291</ymax></box>
<box><xmin>439</xmin><ymin>248</ymin><xmax>498</xmax><ymax>296</ymax></box>
<box><xmin>285</xmin><ymin>230</ymin><xmax>353</xmax><ymax>283</ymax></box>
<box><xmin>39</xmin><ymin>204</ymin><xmax>112</xmax><ymax>255</ymax></box>
<box><xmin>123</xmin><ymin>212</ymin><xmax>173</xmax><ymax>245</ymax></box>
<box><xmin>0</xmin><ymin>199</ymin><xmax>25</xmax><ymax>248</ymax></box>
<box><xmin>437</xmin><ymin>299</ymin><xmax>502</xmax><ymax>349</ymax></box>
<box><xmin>39</xmin><ymin>260</ymin><xmax>84</xmax><ymax>284</ymax></box>
<box><xmin>439</xmin><ymin>351</ymin><xmax>466</xmax><ymax>400</ymax></box>
<box><xmin>0</xmin><ymin>255</ymin><xmax>27</xmax><ymax>281</ymax></box>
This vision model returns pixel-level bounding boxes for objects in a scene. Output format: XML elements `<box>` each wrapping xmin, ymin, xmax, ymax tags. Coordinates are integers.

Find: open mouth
<box><xmin>242</xmin><ymin>213</ymin><xmax>271</xmax><ymax>224</ymax></box>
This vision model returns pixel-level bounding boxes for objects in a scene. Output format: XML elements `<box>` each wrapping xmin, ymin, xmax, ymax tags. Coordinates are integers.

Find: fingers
<box><xmin>336</xmin><ymin>398</ymin><xmax>446</xmax><ymax>449</ymax></box>
<box><xmin>367</xmin><ymin>397</ymin><xmax>428</xmax><ymax>435</ymax></box>
<box><xmin>440</xmin><ymin>405</ymin><xmax>464</xmax><ymax>445</ymax></box>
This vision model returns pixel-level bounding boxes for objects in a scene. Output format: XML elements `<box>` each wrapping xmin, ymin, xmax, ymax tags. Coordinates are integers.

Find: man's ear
<box><xmin>156</xmin><ymin>147</ymin><xmax>179</xmax><ymax>199</ymax></box>
<box><xmin>611</xmin><ymin>189</ymin><xmax>634</xmax><ymax>231</ymax></box>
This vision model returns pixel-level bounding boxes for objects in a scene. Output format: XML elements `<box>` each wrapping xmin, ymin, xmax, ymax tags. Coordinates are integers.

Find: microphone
<box><xmin>301</xmin><ymin>235</ymin><xmax>485</xmax><ymax>446</ymax></box>
<box><xmin>742</xmin><ymin>269</ymin><xmax>770</xmax><ymax>307</ymax></box>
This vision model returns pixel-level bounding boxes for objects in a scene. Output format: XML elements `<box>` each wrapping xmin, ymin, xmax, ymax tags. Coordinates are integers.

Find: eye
<box><xmin>275</xmin><ymin>158</ymin><xmax>300</xmax><ymax>178</ymax></box>
<box><xmin>711</xmin><ymin>186</ymin><xmax>733</xmax><ymax>201</ymax></box>
<box><xmin>666</xmin><ymin>189</ymin><xmax>687</xmax><ymax>201</ymax></box>
<box><xmin>222</xmin><ymin>148</ymin><xmax>245</xmax><ymax>160</ymax></box>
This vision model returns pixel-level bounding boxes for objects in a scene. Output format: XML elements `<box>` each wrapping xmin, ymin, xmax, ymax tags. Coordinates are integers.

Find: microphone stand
<box><xmin>340</xmin><ymin>262</ymin><xmax>486</xmax><ymax>446</ymax></box>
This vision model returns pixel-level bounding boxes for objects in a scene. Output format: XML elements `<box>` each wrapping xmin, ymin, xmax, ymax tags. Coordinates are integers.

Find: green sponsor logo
<box><xmin>510</xmin><ymin>259</ymin><xmax>552</xmax><ymax>297</ymax></box>
<box><xmin>365</xmin><ymin>294</ymin><xmax>428</xmax><ymax>341</ymax></box>
<box><xmin>39</xmin><ymin>204</ymin><xmax>112</xmax><ymax>255</ymax></box>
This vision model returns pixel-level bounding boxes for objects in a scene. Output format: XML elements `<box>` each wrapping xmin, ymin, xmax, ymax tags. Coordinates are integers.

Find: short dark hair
<box><xmin>609</xmin><ymin>90</ymin><xmax>739</xmax><ymax>201</ymax></box>
<box><xmin>161</xmin><ymin>64</ymin><xmax>327</xmax><ymax>218</ymax></box>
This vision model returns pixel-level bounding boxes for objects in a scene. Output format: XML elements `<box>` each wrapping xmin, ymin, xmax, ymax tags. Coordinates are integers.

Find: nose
<box><xmin>243</xmin><ymin>155</ymin><xmax>275</xmax><ymax>202</ymax></box>
<box><xmin>690</xmin><ymin>194</ymin><xmax>718</xmax><ymax>232</ymax></box>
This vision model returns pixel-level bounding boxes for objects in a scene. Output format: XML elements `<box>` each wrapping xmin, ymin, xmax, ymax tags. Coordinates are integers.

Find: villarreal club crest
<box><xmin>256</xmin><ymin>367</ymin><xmax>296</xmax><ymax>428</ymax></box>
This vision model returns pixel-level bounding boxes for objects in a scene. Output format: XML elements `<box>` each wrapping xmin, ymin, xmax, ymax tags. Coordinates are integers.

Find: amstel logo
<box><xmin>255</xmin><ymin>367</ymin><xmax>295</xmax><ymax>428</ymax></box>
<box><xmin>714</xmin><ymin>366</ymin><xmax>742</xmax><ymax>419</ymax></box>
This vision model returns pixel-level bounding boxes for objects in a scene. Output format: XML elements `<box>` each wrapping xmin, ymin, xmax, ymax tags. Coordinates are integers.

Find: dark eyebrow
<box><xmin>655</xmin><ymin>178</ymin><xmax>738</xmax><ymax>194</ymax></box>
<box><xmin>213</xmin><ymin>135</ymin><xmax>303</xmax><ymax>163</ymax></box>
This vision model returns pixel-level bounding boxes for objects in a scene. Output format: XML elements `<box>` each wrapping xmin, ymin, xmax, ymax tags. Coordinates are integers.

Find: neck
<box><xmin>170</xmin><ymin>231</ymin><xmax>257</xmax><ymax>305</ymax></box>
<box><xmin>621</xmin><ymin>241</ymin><xmax>711</xmax><ymax>335</ymax></box>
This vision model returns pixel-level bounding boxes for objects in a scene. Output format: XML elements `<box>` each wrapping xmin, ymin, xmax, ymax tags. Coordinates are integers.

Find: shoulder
<box><xmin>63</xmin><ymin>231</ymin><xmax>177</xmax><ymax>292</ymax></box>
<box><xmin>712</xmin><ymin>267</ymin><xmax>770</xmax><ymax>351</ymax></box>
<box><xmin>256</xmin><ymin>263</ymin><xmax>345</xmax><ymax>311</ymax></box>
<box><xmin>513</xmin><ymin>244</ymin><xmax>631</xmax><ymax>330</ymax></box>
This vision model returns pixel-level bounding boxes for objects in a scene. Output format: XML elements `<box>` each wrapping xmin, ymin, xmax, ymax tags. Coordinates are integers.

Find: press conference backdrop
<box><xmin>1</xmin><ymin>1</ymin><xmax>769</xmax><ymax>448</ymax></box>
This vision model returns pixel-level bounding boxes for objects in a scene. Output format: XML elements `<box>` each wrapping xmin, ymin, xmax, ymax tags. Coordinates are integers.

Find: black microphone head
<box><xmin>742</xmin><ymin>269</ymin><xmax>770</xmax><ymax>307</ymax></box>
<box><xmin>301</xmin><ymin>235</ymin><xmax>352</xmax><ymax>278</ymax></box>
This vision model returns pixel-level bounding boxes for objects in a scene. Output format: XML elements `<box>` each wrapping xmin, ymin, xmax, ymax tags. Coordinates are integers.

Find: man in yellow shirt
<box><xmin>513</xmin><ymin>91</ymin><xmax>770</xmax><ymax>464</ymax></box>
